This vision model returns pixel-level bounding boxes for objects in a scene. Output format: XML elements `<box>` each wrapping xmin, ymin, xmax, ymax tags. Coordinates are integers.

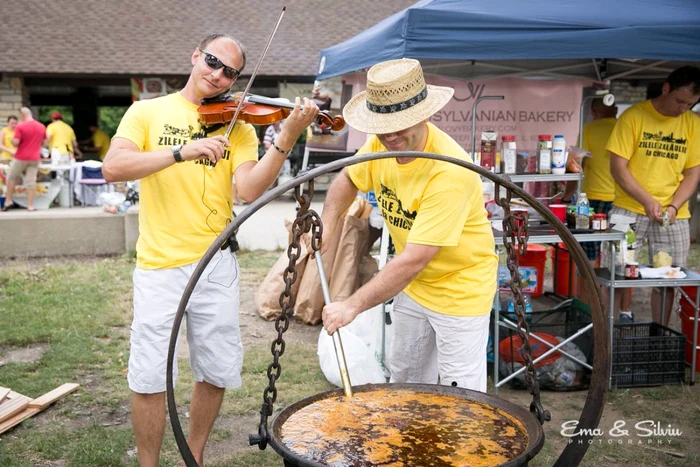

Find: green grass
<box><xmin>222</xmin><ymin>342</ymin><xmax>332</xmax><ymax>416</ymax></box>
<box><xmin>0</xmin><ymin>252</ymin><xmax>330</xmax><ymax>466</ymax></box>
<box><xmin>3</xmin><ymin>249</ymin><xmax>700</xmax><ymax>466</ymax></box>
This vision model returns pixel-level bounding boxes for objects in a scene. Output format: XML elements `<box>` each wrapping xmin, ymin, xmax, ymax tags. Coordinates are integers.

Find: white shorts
<box><xmin>389</xmin><ymin>292</ymin><xmax>491</xmax><ymax>392</ymax></box>
<box><xmin>128</xmin><ymin>249</ymin><xmax>242</xmax><ymax>394</ymax></box>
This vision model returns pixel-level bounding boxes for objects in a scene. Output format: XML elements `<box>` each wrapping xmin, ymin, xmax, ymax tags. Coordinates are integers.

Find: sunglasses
<box><xmin>198</xmin><ymin>48</ymin><xmax>240</xmax><ymax>80</ymax></box>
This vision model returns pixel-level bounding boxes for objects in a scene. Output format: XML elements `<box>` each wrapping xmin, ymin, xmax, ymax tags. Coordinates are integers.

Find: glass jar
<box><xmin>537</xmin><ymin>135</ymin><xmax>552</xmax><ymax>174</ymax></box>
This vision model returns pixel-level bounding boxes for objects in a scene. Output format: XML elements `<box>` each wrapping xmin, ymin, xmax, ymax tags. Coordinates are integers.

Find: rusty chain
<box><xmin>249</xmin><ymin>181</ymin><xmax>324</xmax><ymax>449</ymax></box>
<box><xmin>495</xmin><ymin>181</ymin><xmax>551</xmax><ymax>425</ymax></box>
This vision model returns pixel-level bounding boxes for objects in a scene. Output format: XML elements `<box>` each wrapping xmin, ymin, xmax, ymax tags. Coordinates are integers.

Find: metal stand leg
<box><xmin>493</xmin><ymin>245</ymin><xmax>501</xmax><ymax>395</ymax></box>
<box><xmin>693</xmin><ymin>286</ymin><xmax>699</xmax><ymax>385</ymax></box>
<box><xmin>608</xmin><ymin>242</ymin><xmax>616</xmax><ymax>390</ymax></box>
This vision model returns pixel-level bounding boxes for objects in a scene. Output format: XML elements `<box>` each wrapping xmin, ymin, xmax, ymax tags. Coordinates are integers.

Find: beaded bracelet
<box><xmin>272</xmin><ymin>143</ymin><xmax>290</xmax><ymax>154</ymax></box>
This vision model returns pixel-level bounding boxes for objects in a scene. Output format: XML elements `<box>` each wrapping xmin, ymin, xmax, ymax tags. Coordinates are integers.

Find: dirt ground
<box><xmin>196</xmin><ymin>276</ymin><xmax>697</xmax><ymax>466</ymax></box>
<box><xmin>4</xmin><ymin>255</ymin><xmax>698</xmax><ymax>466</ymax></box>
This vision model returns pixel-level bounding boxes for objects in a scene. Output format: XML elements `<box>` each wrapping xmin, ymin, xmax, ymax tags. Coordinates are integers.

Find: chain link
<box><xmin>249</xmin><ymin>184</ymin><xmax>324</xmax><ymax>449</ymax></box>
<box><xmin>496</xmin><ymin>182</ymin><xmax>551</xmax><ymax>425</ymax></box>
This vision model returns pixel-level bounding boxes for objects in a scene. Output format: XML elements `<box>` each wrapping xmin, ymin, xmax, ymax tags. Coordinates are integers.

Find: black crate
<box><xmin>612</xmin><ymin>323</ymin><xmax>685</xmax><ymax>388</ymax></box>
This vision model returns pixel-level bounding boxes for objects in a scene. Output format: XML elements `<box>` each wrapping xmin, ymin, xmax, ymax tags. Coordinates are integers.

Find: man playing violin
<box><xmin>103</xmin><ymin>33</ymin><xmax>319</xmax><ymax>467</ymax></box>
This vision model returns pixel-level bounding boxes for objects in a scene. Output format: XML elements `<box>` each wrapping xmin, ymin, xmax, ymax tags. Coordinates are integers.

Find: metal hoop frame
<box><xmin>166</xmin><ymin>151</ymin><xmax>610</xmax><ymax>467</ymax></box>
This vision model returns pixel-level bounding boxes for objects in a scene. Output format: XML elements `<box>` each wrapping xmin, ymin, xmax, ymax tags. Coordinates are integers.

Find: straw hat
<box><xmin>343</xmin><ymin>58</ymin><xmax>454</xmax><ymax>134</ymax></box>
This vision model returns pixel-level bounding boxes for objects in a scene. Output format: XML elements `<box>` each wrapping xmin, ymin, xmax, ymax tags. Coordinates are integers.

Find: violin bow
<box><xmin>223</xmin><ymin>6</ymin><xmax>286</xmax><ymax>140</ymax></box>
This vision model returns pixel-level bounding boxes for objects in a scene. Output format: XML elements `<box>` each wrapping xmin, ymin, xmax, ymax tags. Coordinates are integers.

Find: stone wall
<box><xmin>0</xmin><ymin>74</ymin><xmax>28</xmax><ymax>122</ymax></box>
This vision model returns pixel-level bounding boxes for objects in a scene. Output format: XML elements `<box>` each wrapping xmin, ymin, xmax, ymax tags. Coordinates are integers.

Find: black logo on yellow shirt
<box><xmin>639</xmin><ymin>131</ymin><xmax>687</xmax><ymax>160</ymax></box>
<box><xmin>156</xmin><ymin>124</ymin><xmax>231</xmax><ymax>167</ymax></box>
<box><xmin>378</xmin><ymin>183</ymin><xmax>417</xmax><ymax>230</ymax></box>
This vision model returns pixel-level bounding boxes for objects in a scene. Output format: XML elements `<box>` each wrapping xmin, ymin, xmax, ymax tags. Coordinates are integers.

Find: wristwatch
<box><xmin>171</xmin><ymin>144</ymin><xmax>183</xmax><ymax>163</ymax></box>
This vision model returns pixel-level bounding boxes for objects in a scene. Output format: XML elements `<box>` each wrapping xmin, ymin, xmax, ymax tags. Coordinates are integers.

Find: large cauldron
<box><xmin>167</xmin><ymin>152</ymin><xmax>610</xmax><ymax>467</ymax></box>
<box><xmin>268</xmin><ymin>383</ymin><xmax>544</xmax><ymax>467</ymax></box>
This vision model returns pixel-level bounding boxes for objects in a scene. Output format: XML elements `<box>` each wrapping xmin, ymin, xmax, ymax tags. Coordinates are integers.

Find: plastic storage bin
<box><xmin>612</xmin><ymin>323</ymin><xmax>685</xmax><ymax>388</ymax></box>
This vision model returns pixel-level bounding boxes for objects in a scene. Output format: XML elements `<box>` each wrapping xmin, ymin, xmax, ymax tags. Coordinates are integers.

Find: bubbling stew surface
<box><xmin>280</xmin><ymin>388</ymin><xmax>529</xmax><ymax>467</ymax></box>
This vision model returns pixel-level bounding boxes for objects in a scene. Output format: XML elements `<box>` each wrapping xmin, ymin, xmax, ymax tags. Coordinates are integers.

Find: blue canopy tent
<box><xmin>316</xmin><ymin>0</ymin><xmax>700</xmax><ymax>82</ymax></box>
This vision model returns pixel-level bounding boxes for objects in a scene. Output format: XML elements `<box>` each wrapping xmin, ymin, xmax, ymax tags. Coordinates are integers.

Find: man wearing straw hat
<box><xmin>321</xmin><ymin>58</ymin><xmax>498</xmax><ymax>392</ymax></box>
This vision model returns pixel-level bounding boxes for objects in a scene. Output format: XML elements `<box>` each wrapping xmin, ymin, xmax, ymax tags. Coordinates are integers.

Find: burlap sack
<box><xmin>295</xmin><ymin>197</ymin><xmax>368</xmax><ymax>325</ymax></box>
<box><xmin>254</xmin><ymin>219</ymin><xmax>311</xmax><ymax>321</ymax></box>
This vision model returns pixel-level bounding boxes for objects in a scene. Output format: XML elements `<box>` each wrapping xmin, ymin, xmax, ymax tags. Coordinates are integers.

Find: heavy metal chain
<box><xmin>495</xmin><ymin>181</ymin><xmax>551</xmax><ymax>425</ymax></box>
<box><xmin>249</xmin><ymin>181</ymin><xmax>323</xmax><ymax>449</ymax></box>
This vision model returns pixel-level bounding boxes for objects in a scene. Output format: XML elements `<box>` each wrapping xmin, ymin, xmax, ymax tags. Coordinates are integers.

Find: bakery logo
<box><xmin>561</xmin><ymin>419</ymin><xmax>682</xmax><ymax>446</ymax></box>
<box><xmin>639</xmin><ymin>131</ymin><xmax>687</xmax><ymax>160</ymax></box>
<box><xmin>452</xmin><ymin>82</ymin><xmax>486</xmax><ymax>102</ymax></box>
<box><xmin>378</xmin><ymin>183</ymin><xmax>417</xmax><ymax>231</ymax></box>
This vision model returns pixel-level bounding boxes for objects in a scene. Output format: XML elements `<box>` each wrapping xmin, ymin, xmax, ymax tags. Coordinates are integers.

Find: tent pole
<box><xmin>471</xmin><ymin>95</ymin><xmax>505</xmax><ymax>161</ymax></box>
<box><xmin>606</xmin><ymin>60</ymin><xmax>669</xmax><ymax>80</ymax></box>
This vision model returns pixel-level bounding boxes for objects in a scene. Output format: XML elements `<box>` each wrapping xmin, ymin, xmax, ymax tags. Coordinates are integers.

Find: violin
<box><xmin>198</xmin><ymin>92</ymin><xmax>345</xmax><ymax>131</ymax></box>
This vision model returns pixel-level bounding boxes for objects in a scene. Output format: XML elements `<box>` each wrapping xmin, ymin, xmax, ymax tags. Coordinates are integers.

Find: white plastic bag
<box><xmin>347</xmin><ymin>302</ymin><xmax>394</xmax><ymax>376</ymax></box>
<box><xmin>317</xmin><ymin>328</ymin><xmax>386</xmax><ymax>387</ymax></box>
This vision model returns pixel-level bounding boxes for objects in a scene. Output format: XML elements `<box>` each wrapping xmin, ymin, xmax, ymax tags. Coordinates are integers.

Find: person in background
<box><xmin>81</xmin><ymin>124</ymin><xmax>111</xmax><ymax>160</ymax></box>
<box><xmin>570</xmin><ymin>98</ymin><xmax>634</xmax><ymax>323</ymax></box>
<box><xmin>46</xmin><ymin>112</ymin><xmax>82</xmax><ymax>162</ymax></box>
<box><xmin>608</xmin><ymin>66</ymin><xmax>700</xmax><ymax>326</ymax></box>
<box><xmin>263</xmin><ymin>120</ymin><xmax>283</xmax><ymax>152</ymax></box>
<box><xmin>2</xmin><ymin>108</ymin><xmax>47</xmax><ymax>212</ymax></box>
<box><xmin>0</xmin><ymin>115</ymin><xmax>18</xmax><ymax>163</ymax></box>
<box><xmin>321</xmin><ymin>59</ymin><xmax>497</xmax><ymax>392</ymax></box>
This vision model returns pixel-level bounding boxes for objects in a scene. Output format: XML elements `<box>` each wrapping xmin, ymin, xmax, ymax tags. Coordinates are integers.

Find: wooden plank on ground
<box><xmin>0</xmin><ymin>383</ymin><xmax>79</xmax><ymax>435</ymax></box>
<box><xmin>0</xmin><ymin>407</ymin><xmax>40</xmax><ymax>435</ymax></box>
<box><xmin>28</xmin><ymin>383</ymin><xmax>79</xmax><ymax>410</ymax></box>
<box><xmin>0</xmin><ymin>387</ymin><xmax>10</xmax><ymax>404</ymax></box>
<box><xmin>0</xmin><ymin>392</ymin><xmax>31</xmax><ymax>423</ymax></box>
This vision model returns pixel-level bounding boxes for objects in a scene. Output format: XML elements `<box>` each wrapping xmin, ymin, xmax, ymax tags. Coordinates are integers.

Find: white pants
<box><xmin>389</xmin><ymin>292</ymin><xmax>490</xmax><ymax>392</ymax></box>
<box><xmin>128</xmin><ymin>249</ymin><xmax>242</xmax><ymax>393</ymax></box>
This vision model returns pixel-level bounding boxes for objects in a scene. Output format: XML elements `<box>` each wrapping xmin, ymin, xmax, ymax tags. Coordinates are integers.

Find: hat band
<box><xmin>366</xmin><ymin>87</ymin><xmax>427</xmax><ymax>114</ymax></box>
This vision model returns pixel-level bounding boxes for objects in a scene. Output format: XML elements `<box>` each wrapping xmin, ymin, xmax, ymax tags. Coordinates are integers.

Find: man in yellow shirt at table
<box><xmin>0</xmin><ymin>115</ymin><xmax>18</xmax><ymax>163</ymax></box>
<box><xmin>46</xmin><ymin>112</ymin><xmax>82</xmax><ymax>162</ymax></box>
<box><xmin>608</xmin><ymin>66</ymin><xmax>700</xmax><ymax>326</ymax></box>
<box><xmin>82</xmin><ymin>124</ymin><xmax>111</xmax><ymax>160</ymax></box>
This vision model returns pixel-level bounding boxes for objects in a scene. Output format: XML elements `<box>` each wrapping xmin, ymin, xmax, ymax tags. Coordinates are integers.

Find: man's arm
<box><xmin>234</xmin><ymin>97</ymin><xmax>318</xmax><ymax>202</ymax></box>
<box><xmin>610</xmin><ymin>152</ymin><xmax>662</xmax><ymax>222</ymax></box>
<box><xmin>102</xmin><ymin>136</ymin><xmax>229</xmax><ymax>182</ymax></box>
<box><xmin>322</xmin><ymin>243</ymin><xmax>440</xmax><ymax>334</ymax></box>
<box><xmin>71</xmin><ymin>139</ymin><xmax>82</xmax><ymax>158</ymax></box>
<box><xmin>669</xmin><ymin>165</ymin><xmax>700</xmax><ymax>223</ymax></box>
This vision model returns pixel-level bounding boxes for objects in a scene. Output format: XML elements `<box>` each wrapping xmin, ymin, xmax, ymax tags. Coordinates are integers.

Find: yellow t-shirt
<box><xmin>348</xmin><ymin>122</ymin><xmax>498</xmax><ymax>317</ymax></box>
<box><xmin>92</xmin><ymin>128</ymin><xmax>111</xmax><ymax>160</ymax></box>
<box><xmin>114</xmin><ymin>92</ymin><xmax>258</xmax><ymax>269</ymax></box>
<box><xmin>606</xmin><ymin>100</ymin><xmax>700</xmax><ymax>218</ymax></box>
<box><xmin>46</xmin><ymin>120</ymin><xmax>76</xmax><ymax>154</ymax></box>
<box><xmin>580</xmin><ymin>117</ymin><xmax>617</xmax><ymax>202</ymax></box>
<box><xmin>1</xmin><ymin>127</ymin><xmax>15</xmax><ymax>160</ymax></box>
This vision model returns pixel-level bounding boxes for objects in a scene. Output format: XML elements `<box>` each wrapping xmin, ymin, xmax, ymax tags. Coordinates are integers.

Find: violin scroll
<box><xmin>317</xmin><ymin>112</ymin><xmax>345</xmax><ymax>132</ymax></box>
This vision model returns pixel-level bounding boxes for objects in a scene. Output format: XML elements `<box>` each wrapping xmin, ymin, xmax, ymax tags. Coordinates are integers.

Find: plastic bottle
<box><xmin>501</xmin><ymin>135</ymin><xmax>517</xmax><ymax>174</ymax></box>
<box><xmin>117</xmin><ymin>200</ymin><xmax>131</xmax><ymax>214</ymax></box>
<box><xmin>552</xmin><ymin>135</ymin><xmax>567</xmax><ymax>175</ymax></box>
<box><xmin>507</xmin><ymin>293</ymin><xmax>533</xmax><ymax>323</ymax></box>
<box><xmin>576</xmin><ymin>193</ymin><xmax>590</xmax><ymax>229</ymax></box>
